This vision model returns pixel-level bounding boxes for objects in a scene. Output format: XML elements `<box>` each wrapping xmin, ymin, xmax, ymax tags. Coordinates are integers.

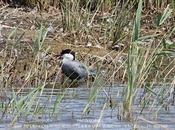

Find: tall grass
<box><xmin>3</xmin><ymin>0</ymin><xmax>175</xmax><ymax>10</ymax></box>
<box><xmin>0</xmin><ymin>24</ymin><xmax>64</xmax><ymax>123</ymax></box>
<box><xmin>123</xmin><ymin>0</ymin><xmax>142</xmax><ymax>119</ymax></box>
<box><xmin>58</xmin><ymin>0</ymin><xmax>133</xmax><ymax>48</ymax></box>
<box><xmin>123</xmin><ymin>0</ymin><xmax>174</xmax><ymax>119</ymax></box>
<box><xmin>0</xmin><ymin>0</ymin><xmax>175</xmax><ymax>125</ymax></box>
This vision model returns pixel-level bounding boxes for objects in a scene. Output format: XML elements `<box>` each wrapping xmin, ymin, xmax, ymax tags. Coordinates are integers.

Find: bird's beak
<box><xmin>57</xmin><ymin>55</ymin><xmax>63</xmax><ymax>60</ymax></box>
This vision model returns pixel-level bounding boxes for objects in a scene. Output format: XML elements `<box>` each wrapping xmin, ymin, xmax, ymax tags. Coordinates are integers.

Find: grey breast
<box><xmin>62</xmin><ymin>60</ymin><xmax>88</xmax><ymax>80</ymax></box>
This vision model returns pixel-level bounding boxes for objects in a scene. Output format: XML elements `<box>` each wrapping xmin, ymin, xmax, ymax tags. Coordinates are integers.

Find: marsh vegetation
<box><xmin>0</xmin><ymin>0</ymin><xmax>175</xmax><ymax>129</ymax></box>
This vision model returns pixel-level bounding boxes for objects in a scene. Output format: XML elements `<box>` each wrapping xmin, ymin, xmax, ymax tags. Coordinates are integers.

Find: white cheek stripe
<box><xmin>63</xmin><ymin>53</ymin><xmax>74</xmax><ymax>60</ymax></box>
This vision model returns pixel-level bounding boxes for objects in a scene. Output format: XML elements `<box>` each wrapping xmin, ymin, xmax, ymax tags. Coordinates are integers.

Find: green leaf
<box><xmin>158</xmin><ymin>50</ymin><xmax>175</xmax><ymax>56</ymax></box>
<box><xmin>132</xmin><ymin>0</ymin><xmax>142</xmax><ymax>41</ymax></box>
<box><xmin>159</xmin><ymin>5</ymin><xmax>172</xmax><ymax>25</ymax></box>
<box><xmin>162</xmin><ymin>38</ymin><xmax>175</xmax><ymax>49</ymax></box>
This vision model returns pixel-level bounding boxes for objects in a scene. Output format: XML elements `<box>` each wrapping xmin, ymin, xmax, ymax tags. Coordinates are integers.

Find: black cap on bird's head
<box><xmin>58</xmin><ymin>49</ymin><xmax>75</xmax><ymax>60</ymax></box>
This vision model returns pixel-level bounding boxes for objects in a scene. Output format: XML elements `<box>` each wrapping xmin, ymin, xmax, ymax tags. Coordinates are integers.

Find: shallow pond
<box><xmin>0</xmin><ymin>84</ymin><xmax>175</xmax><ymax>130</ymax></box>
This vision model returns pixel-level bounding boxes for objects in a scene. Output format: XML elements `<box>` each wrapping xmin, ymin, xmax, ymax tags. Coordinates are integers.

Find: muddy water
<box><xmin>0</xmin><ymin>85</ymin><xmax>175</xmax><ymax>130</ymax></box>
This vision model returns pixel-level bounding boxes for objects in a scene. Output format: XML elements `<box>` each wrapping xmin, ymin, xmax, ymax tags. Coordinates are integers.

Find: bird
<box><xmin>58</xmin><ymin>49</ymin><xmax>89</xmax><ymax>82</ymax></box>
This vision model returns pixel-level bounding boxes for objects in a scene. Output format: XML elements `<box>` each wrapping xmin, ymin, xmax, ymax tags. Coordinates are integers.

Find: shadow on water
<box><xmin>0</xmin><ymin>84</ymin><xmax>175</xmax><ymax>130</ymax></box>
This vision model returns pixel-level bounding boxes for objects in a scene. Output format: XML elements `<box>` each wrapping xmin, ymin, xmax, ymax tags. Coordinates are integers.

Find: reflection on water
<box><xmin>0</xmin><ymin>84</ymin><xmax>175</xmax><ymax>130</ymax></box>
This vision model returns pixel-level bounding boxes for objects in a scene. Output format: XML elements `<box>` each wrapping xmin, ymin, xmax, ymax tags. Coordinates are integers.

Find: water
<box><xmin>0</xmin><ymin>85</ymin><xmax>175</xmax><ymax>130</ymax></box>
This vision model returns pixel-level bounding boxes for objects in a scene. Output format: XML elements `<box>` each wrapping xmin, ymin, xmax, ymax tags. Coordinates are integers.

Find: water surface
<box><xmin>0</xmin><ymin>85</ymin><xmax>175</xmax><ymax>130</ymax></box>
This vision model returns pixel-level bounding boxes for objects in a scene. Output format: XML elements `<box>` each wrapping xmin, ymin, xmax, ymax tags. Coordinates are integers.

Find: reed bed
<box><xmin>0</xmin><ymin>0</ymin><xmax>175</xmax><ymax>125</ymax></box>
